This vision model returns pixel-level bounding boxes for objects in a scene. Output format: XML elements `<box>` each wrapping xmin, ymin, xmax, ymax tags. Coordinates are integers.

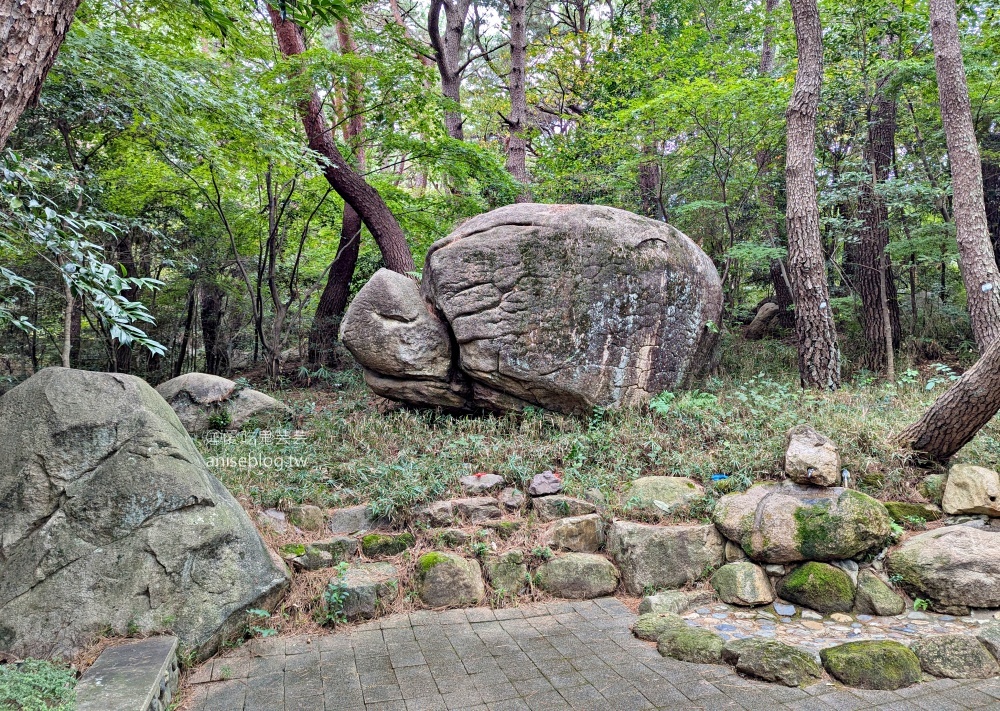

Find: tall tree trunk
<box><xmin>505</xmin><ymin>0</ymin><xmax>531</xmax><ymax>201</ymax></box>
<box><xmin>308</xmin><ymin>21</ymin><xmax>366</xmax><ymax>366</ymax></box>
<box><xmin>929</xmin><ymin>0</ymin><xmax>1000</xmax><ymax>348</ymax></box>
<box><xmin>0</xmin><ymin>0</ymin><xmax>81</xmax><ymax>150</ymax></box>
<box><xmin>267</xmin><ymin>6</ymin><xmax>415</xmax><ymax>274</ymax></box>
<box><xmin>174</xmin><ymin>289</ymin><xmax>196</xmax><ymax>378</ymax></box>
<box><xmin>785</xmin><ymin>0</ymin><xmax>841</xmax><ymax>389</ymax></box>
<box><xmin>200</xmin><ymin>284</ymin><xmax>224</xmax><ymax>375</ymax></box>
<box><xmin>897</xmin><ymin>336</ymin><xmax>1000</xmax><ymax>461</ymax></box>
<box><xmin>429</xmin><ymin>0</ymin><xmax>472</xmax><ymax>141</ymax></box>
<box><xmin>637</xmin><ymin>155</ymin><xmax>664</xmax><ymax>220</ymax></box>
<box><xmin>858</xmin><ymin>86</ymin><xmax>902</xmax><ymax>373</ymax></box>
<box><xmin>983</xmin><ymin>133</ymin><xmax>1000</xmax><ymax>266</ymax></box>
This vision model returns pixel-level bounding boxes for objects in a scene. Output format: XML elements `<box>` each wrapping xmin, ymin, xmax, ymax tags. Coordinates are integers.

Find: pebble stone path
<box><xmin>181</xmin><ymin>598</ymin><xmax>1000</xmax><ymax>710</ymax></box>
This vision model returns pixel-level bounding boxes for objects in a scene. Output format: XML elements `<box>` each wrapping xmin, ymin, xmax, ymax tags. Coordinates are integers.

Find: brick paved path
<box><xmin>182</xmin><ymin>598</ymin><xmax>1000</xmax><ymax>710</ymax></box>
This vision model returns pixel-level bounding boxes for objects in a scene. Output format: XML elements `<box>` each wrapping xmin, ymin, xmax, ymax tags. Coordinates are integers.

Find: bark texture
<box><xmin>429</xmin><ymin>0</ymin><xmax>472</xmax><ymax>141</ymax></box>
<box><xmin>785</xmin><ymin>0</ymin><xmax>841</xmax><ymax>388</ymax></box>
<box><xmin>267</xmin><ymin>6</ymin><xmax>415</xmax><ymax>274</ymax></box>
<box><xmin>505</xmin><ymin>0</ymin><xmax>531</xmax><ymax>201</ymax></box>
<box><xmin>200</xmin><ymin>285</ymin><xmax>224</xmax><ymax>375</ymax></box>
<box><xmin>896</xmin><ymin>336</ymin><xmax>1000</xmax><ymax>461</ymax></box>
<box><xmin>0</xmin><ymin>0</ymin><xmax>81</xmax><ymax>150</ymax></box>
<box><xmin>930</xmin><ymin>0</ymin><xmax>1000</xmax><ymax>348</ymax></box>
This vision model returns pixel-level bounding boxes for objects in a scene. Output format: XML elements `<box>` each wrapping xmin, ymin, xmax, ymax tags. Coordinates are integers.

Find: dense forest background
<box><xmin>1</xmin><ymin>0</ymin><xmax>999</xmax><ymax>392</ymax></box>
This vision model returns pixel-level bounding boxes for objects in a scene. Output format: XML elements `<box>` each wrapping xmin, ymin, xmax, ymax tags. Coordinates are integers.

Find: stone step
<box><xmin>76</xmin><ymin>636</ymin><xmax>179</xmax><ymax>711</ymax></box>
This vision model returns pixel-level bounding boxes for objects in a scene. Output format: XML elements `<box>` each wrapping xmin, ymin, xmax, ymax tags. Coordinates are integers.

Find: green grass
<box><xmin>0</xmin><ymin>660</ymin><xmax>76</xmax><ymax>711</ymax></box>
<box><xmin>198</xmin><ymin>338</ymin><xmax>1000</xmax><ymax>518</ymax></box>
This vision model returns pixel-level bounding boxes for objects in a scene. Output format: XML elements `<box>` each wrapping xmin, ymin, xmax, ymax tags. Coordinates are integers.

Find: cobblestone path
<box><xmin>182</xmin><ymin>598</ymin><xmax>1000</xmax><ymax>710</ymax></box>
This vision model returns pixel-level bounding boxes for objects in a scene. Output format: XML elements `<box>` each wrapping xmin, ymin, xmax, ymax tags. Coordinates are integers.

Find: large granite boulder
<box><xmin>0</xmin><ymin>368</ymin><xmax>289</xmax><ymax>661</ymax></box>
<box><xmin>713</xmin><ymin>482</ymin><xmax>892</xmax><ymax>564</ymax></box>
<box><xmin>607</xmin><ymin>521</ymin><xmax>724</xmax><ymax>594</ymax></box>
<box><xmin>887</xmin><ymin>526</ymin><xmax>1000</xmax><ymax>612</ymax></box>
<box><xmin>942</xmin><ymin>464</ymin><xmax>1000</xmax><ymax>516</ymax></box>
<box><xmin>155</xmin><ymin>372</ymin><xmax>289</xmax><ymax>434</ymax></box>
<box><xmin>341</xmin><ymin>204</ymin><xmax>723</xmax><ymax>413</ymax></box>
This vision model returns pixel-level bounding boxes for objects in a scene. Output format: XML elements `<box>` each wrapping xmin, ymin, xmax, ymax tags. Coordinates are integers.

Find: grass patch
<box><xmin>0</xmin><ymin>659</ymin><xmax>76</xmax><ymax>711</ymax></box>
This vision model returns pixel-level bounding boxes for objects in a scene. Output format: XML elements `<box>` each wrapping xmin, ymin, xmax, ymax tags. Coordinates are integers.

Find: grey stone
<box><xmin>328</xmin><ymin>505</ymin><xmax>384</xmax><ymax>534</ymax></box>
<box><xmin>830</xmin><ymin>559</ymin><xmax>859</xmax><ymax>585</ymax></box>
<box><xmin>435</xmin><ymin>528</ymin><xmax>471</xmax><ymax>546</ymax></box>
<box><xmin>535</xmin><ymin>553</ymin><xmax>619</xmax><ymax>599</ymax></box>
<box><xmin>637</xmin><ymin>589</ymin><xmax>715</xmax><ymax>615</ymax></box>
<box><xmin>549</xmin><ymin>514</ymin><xmax>605</xmax><ymax>552</ymax></box>
<box><xmin>626</xmin><ymin>476</ymin><xmax>704</xmax><ymax>514</ymax></box>
<box><xmin>887</xmin><ymin>525</ymin><xmax>1000</xmax><ymax>611</ymax></box>
<box><xmin>360</xmin><ymin>533</ymin><xmax>415</xmax><ymax>557</ymax></box>
<box><xmin>452</xmin><ymin>497</ymin><xmax>502</xmax><ymax>522</ymax></box>
<box><xmin>485</xmin><ymin>550</ymin><xmax>528</xmax><ymax>597</ymax></box>
<box><xmin>528</xmin><ymin>470</ymin><xmax>563</xmax><ymax>496</ymax></box>
<box><xmin>942</xmin><ymin>464</ymin><xmax>1000</xmax><ymax>516</ymax></box>
<box><xmin>413</xmin><ymin>500</ymin><xmax>455</xmax><ymax>526</ymax></box>
<box><xmin>499</xmin><ymin>487</ymin><xmax>526</xmax><ymax>510</ymax></box>
<box><xmin>854</xmin><ymin>570</ymin><xmax>905</xmax><ymax>616</ymax></box>
<box><xmin>460</xmin><ymin>473</ymin><xmax>505</xmax><ymax>494</ymax></box>
<box><xmin>338</xmin><ymin>562</ymin><xmax>400</xmax><ymax>621</ymax></box>
<box><xmin>155</xmin><ymin>372</ymin><xmax>289</xmax><ymax>434</ymax></box>
<box><xmin>975</xmin><ymin>620</ymin><xmax>1000</xmax><ymax>661</ymax></box>
<box><xmin>713</xmin><ymin>482</ymin><xmax>892</xmax><ymax>563</ymax></box>
<box><xmin>632</xmin><ymin>612</ymin><xmax>687</xmax><ymax>641</ymax></box>
<box><xmin>532</xmin><ymin>495</ymin><xmax>596</xmax><ymax>522</ymax></box>
<box><xmin>287</xmin><ymin>505</ymin><xmax>325</xmax><ymax>532</ymax></box>
<box><xmin>0</xmin><ymin>368</ymin><xmax>289</xmax><ymax>661</ymax></box>
<box><xmin>911</xmin><ymin>634</ymin><xmax>999</xmax><ymax>678</ymax></box>
<box><xmin>820</xmin><ymin>641</ymin><xmax>921</xmax><ymax>690</ymax></box>
<box><xmin>256</xmin><ymin>508</ymin><xmax>288</xmax><ymax>533</ymax></box>
<box><xmin>76</xmin><ymin>636</ymin><xmax>179</xmax><ymax>711</ymax></box>
<box><xmin>783</xmin><ymin>425</ymin><xmax>841</xmax><ymax>487</ymax></box>
<box><xmin>606</xmin><ymin>521</ymin><xmax>724</xmax><ymax>595</ymax></box>
<box><xmin>724</xmin><ymin>541</ymin><xmax>747</xmax><ymax>562</ymax></box>
<box><xmin>417</xmin><ymin>553</ymin><xmax>485</xmax><ymax>607</ymax></box>
<box><xmin>710</xmin><ymin>562</ymin><xmax>774</xmax><ymax>606</ymax></box>
<box><xmin>721</xmin><ymin>638</ymin><xmax>822</xmax><ymax>687</ymax></box>
<box><xmin>773</xmin><ymin>602</ymin><xmax>796</xmax><ymax>616</ymax></box>
<box><xmin>656</xmin><ymin>626</ymin><xmax>724</xmax><ymax>664</ymax></box>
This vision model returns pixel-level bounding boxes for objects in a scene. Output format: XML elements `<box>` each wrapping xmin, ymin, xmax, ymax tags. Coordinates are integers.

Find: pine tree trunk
<box><xmin>505</xmin><ymin>0</ymin><xmax>531</xmax><ymax>201</ymax></box>
<box><xmin>0</xmin><ymin>0</ymin><xmax>81</xmax><ymax>150</ymax></box>
<box><xmin>785</xmin><ymin>0</ymin><xmax>841</xmax><ymax>389</ymax></box>
<box><xmin>897</xmin><ymin>336</ymin><xmax>1000</xmax><ymax>461</ymax></box>
<box><xmin>929</xmin><ymin>0</ymin><xmax>1000</xmax><ymax>348</ymax></box>
<box><xmin>429</xmin><ymin>0</ymin><xmax>472</xmax><ymax>141</ymax></box>
<box><xmin>983</xmin><ymin>133</ymin><xmax>1000</xmax><ymax>266</ymax></box>
<box><xmin>267</xmin><ymin>7</ymin><xmax>415</xmax><ymax>274</ymax></box>
<box><xmin>200</xmin><ymin>284</ymin><xmax>224</xmax><ymax>375</ymax></box>
<box><xmin>858</xmin><ymin>88</ymin><xmax>902</xmax><ymax>373</ymax></box>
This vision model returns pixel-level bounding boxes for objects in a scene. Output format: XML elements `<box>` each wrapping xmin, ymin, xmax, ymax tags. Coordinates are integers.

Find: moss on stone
<box><xmin>361</xmin><ymin>533</ymin><xmax>415</xmax><ymax>557</ymax></box>
<box><xmin>777</xmin><ymin>562</ymin><xmax>855</xmax><ymax>613</ymax></box>
<box><xmin>279</xmin><ymin>543</ymin><xmax>307</xmax><ymax>558</ymax></box>
<box><xmin>417</xmin><ymin>551</ymin><xmax>452</xmax><ymax>573</ymax></box>
<box><xmin>656</xmin><ymin>626</ymin><xmax>724</xmax><ymax>664</ymax></box>
<box><xmin>820</xmin><ymin>641</ymin><xmax>921</xmax><ymax>690</ymax></box>
<box><xmin>723</xmin><ymin>638</ymin><xmax>823</xmax><ymax>687</ymax></box>
<box><xmin>632</xmin><ymin>612</ymin><xmax>686</xmax><ymax>641</ymax></box>
<box><xmin>883</xmin><ymin>502</ymin><xmax>942</xmax><ymax>524</ymax></box>
<box><xmin>792</xmin><ymin>501</ymin><xmax>838</xmax><ymax>561</ymax></box>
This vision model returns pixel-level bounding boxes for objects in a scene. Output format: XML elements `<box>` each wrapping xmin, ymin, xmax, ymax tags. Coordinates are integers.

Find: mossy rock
<box><xmin>854</xmin><ymin>570</ymin><xmax>905</xmax><ymax>616</ymax></box>
<box><xmin>416</xmin><ymin>552</ymin><xmax>485</xmax><ymax>607</ymax></box>
<box><xmin>722</xmin><ymin>638</ymin><xmax>822</xmax><ymax>687</ymax></box>
<box><xmin>632</xmin><ymin>612</ymin><xmax>686</xmax><ymax>642</ymax></box>
<box><xmin>911</xmin><ymin>634</ymin><xmax>999</xmax><ymax>679</ymax></box>
<box><xmin>883</xmin><ymin>502</ymin><xmax>942</xmax><ymax>524</ymax></box>
<box><xmin>362</xmin><ymin>533</ymin><xmax>416</xmax><ymax>557</ymax></box>
<box><xmin>711</xmin><ymin>562</ymin><xmax>774</xmax><ymax>606</ymax></box>
<box><xmin>777</xmin><ymin>562</ymin><xmax>855</xmax><ymax>613</ymax></box>
<box><xmin>485</xmin><ymin>550</ymin><xmax>528</xmax><ymax>596</ymax></box>
<box><xmin>919</xmin><ymin>474</ymin><xmax>946</xmax><ymax>507</ymax></box>
<box><xmin>820</xmin><ymin>641</ymin><xmax>921</xmax><ymax>690</ymax></box>
<box><xmin>279</xmin><ymin>543</ymin><xmax>307</xmax><ymax>559</ymax></box>
<box><xmin>656</xmin><ymin>626</ymin><xmax>724</xmax><ymax>664</ymax></box>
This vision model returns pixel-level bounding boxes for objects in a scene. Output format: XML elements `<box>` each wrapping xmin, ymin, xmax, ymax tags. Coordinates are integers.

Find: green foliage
<box><xmin>0</xmin><ymin>660</ymin><xmax>76</xmax><ymax>711</ymax></box>
<box><xmin>319</xmin><ymin>561</ymin><xmax>351</xmax><ymax>626</ymax></box>
<box><xmin>245</xmin><ymin>608</ymin><xmax>277</xmax><ymax>638</ymax></box>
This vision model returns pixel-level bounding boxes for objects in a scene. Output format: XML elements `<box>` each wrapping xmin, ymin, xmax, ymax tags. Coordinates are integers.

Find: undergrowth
<box><xmin>0</xmin><ymin>659</ymin><xmax>76</xmax><ymax>711</ymax></box>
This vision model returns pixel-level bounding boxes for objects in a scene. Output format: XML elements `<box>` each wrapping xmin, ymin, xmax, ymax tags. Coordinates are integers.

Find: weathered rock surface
<box><xmin>287</xmin><ymin>505</ymin><xmax>325</xmax><ymax>531</ymax></box>
<box><xmin>413</xmin><ymin>497</ymin><xmax>502</xmax><ymax>525</ymax></box>
<box><xmin>338</xmin><ymin>563</ymin><xmax>399</xmax><ymax>621</ymax></box>
<box><xmin>882</xmin><ymin>501</ymin><xmax>942</xmax><ymax>524</ymax></box>
<box><xmin>776</xmin><ymin>562</ymin><xmax>855</xmax><ymax>613</ymax></box>
<box><xmin>911</xmin><ymin>635</ymin><xmax>999</xmax><ymax>679</ymax></box>
<box><xmin>485</xmin><ymin>550</ymin><xmax>528</xmax><ymax>596</ymax></box>
<box><xmin>854</xmin><ymin>570</ymin><xmax>905</xmax><ymax>616</ymax></box>
<box><xmin>417</xmin><ymin>553</ymin><xmax>485</xmax><ymax>608</ymax></box>
<box><xmin>0</xmin><ymin>368</ymin><xmax>289</xmax><ymax>660</ymax></box>
<box><xmin>460</xmin><ymin>473</ymin><xmax>505</xmax><ymax>494</ymax></box>
<box><xmin>820</xmin><ymin>641</ymin><xmax>921</xmax><ymax>690</ymax></box>
<box><xmin>722</xmin><ymin>638</ymin><xmax>822</xmax><ymax>687</ymax></box>
<box><xmin>711</xmin><ymin>562</ymin><xmax>774</xmax><ymax>606</ymax></box>
<box><xmin>535</xmin><ymin>553</ymin><xmax>619</xmax><ymax>599</ymax></box>
<box><xmin>549</xmin><ymin>514</ymin><xmax>605</xmax><ymax>552</ymax></box>
<box><xmin>361</xmin><ymin>533</ymin><xmax>415</xmax><ymax>557</ymax></box>
<box><xmin>656</xmin><ymin>626</ymin><xmax>724</xmax><ymax>664</ymax></box>
<box><xmin>154</xmin><ymin>372</ymin><xmax>289</xmax><ymax>434</ymax></box>
<box><xmin>942</xmin><ymin>464</ymin><xmax>1000</xmax><ymax>516</ymax></box>
<box><xmin>783</xmin><ymin>425</ymin><xmax>841</xmax><ymax>487</ymax></box>
<box><xmin>499</xmin><ymin>487</ymin><xmax>526</xmax><ymax>510</ymax></box>
<box><xmin>632</xmin><ymin>612</ymin><xmax>686</xmax><ymax>641</ymax></box>
<box><xmin>637</xmin><ymin>590</ymin><xmax>715</xmax><ymax>616</ymax></box>
<box><xmin>607</xmin><ymin>521</ymin><xmax>724</xmax><ymax>594</ymax></box>
<box><xmin>343</xmin><ymin>204</ymin><xmax>723</xmax><ymax>413</ymax></box>
<box><xmin>713</xmin><ymin>482</ymin><xmax>892</xmax><ymax>564</ymax></box>
<box><xmin>528</xmin><ymin>470</ymin><xmax>563</xmax><ymax>496</ymax></box>
<box><xmin>976</xmin><ymin>621</ymin><xmax>1000</xmax><ymax>661</ymax></box>
<box><xmin>887</xmin><ymin>526</ymin><xmax>1000</xmax><ymax>612</ymax></box>
<box><xmin>329</xmin><ymin>505</ymin><xmax>386</xmax><ymax>534</ymax></box>
<box><xmin>532</xmin><ymin>495</ymin><xmax>596</xmax><ymax>522</ymax></box>
<box><xmin>626</xmin><ymin>476</ymin><xmax>704</xmax><ymax>514</ymax></box>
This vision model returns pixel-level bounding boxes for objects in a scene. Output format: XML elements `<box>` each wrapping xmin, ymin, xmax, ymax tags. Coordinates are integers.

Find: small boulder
<box><xmin>155</xmin><ymin>372</ymin><xmax>289</xmax><ymax>434</ymax></box>
<box><xmin>535</xmin><ymin>553</ymin><xmax>619</xmax><ymax>599</ymax></box>
<box><xmin>711</xmin><ymin>562</ymin><xmax>774</xmax><ymax>606</ymax></box>
<box><xmin>413</xmin><ymin>501</ymin><xmax>455</xmax><ymax>527</ymax></box>
<box><xmin>724</xmin><ymin>541</ymin><xmax>747</xmax><ymax>563</ymax></box>
<box><xmin>607</xmin><ymin>521</ymin><xmax>724</xmax><ymax>595</ymax></box>
<box><xmin>632</xmin><ymin>612</ymin><xmax>687</xmax><ymax>641</ymax></box>
<box><xmin>361</xmin><ymin>533</ymin><xmax>415</xmax><ymax>557</ymax></box>
<box><xmin>549</xmin><ymin>514</ymin><xmax>605</xmax><ymax>552</ymax></box>
<box><xmin>452</xmin><ymin>497</ymin><xmax>502</xmax><ymax>522</ymax></box>
<box><xmin>722</xmin><ymin>638</ymin><xmax>822</xmax><ymax>687</ymax></box>
<box><xmin>329</xmin><ymin>505</ymin><xmax>386</xmax><ymax>534</ymax></box>
<box><xmin>975</xmin><ymin>620</ymin><xmax>1000</xmax><ymax>661</ymax></box>
<box><xmin>287</xmin><ymin>504</ymin><xmax>325</xmax><ymax>532</ymax></box>
<box><xmin>854</xmin><ymin>570</ymin><xmax>905</xmax><ymax>617</ymax></box>
<box><xmin>883</xmin><ymin>502</ymin><xmax>942</xmax><ymax>524</ymax></box>
<box><xmin>656</xmin><ymin>626</ymin><xmax>724</xmax><ymax>664</ymax></box>
<box><xmin>626</xmin><ymin>476</ymin><xmax>704</xmax><ymax>514</ymax></box>
<box><xmin>887</xmin><ymin>526</ymin><xmax>1000</xmax><ymax>611</ymax></box>
<box><xmin>713</xmin><ymin>482</ymin><xmax>892</xmax><ymax>563</ymax></box>
<box><xmin>783</xmin><ymin>425</ymin><xmax>841</xmax><ymax>487</ymax></box>
<box><xmin>417</xmin><ymin>553</ymin><xmax>485</xmax><ymax>608</ymax></box>
<box><xmin>435</xmin><ymin>528</ymin><xmax>471</xmax><ymax>547</ymax></box>
<box><xmin>312</xmin><ymin>537</ymin><xmax>359</xmax><ymax>562</ymax></box>
<box><xmin>499</xmin><ymin>488</ymin><xmax>526</xmax><ymax>510</ymax></box>
<box><xmin>528</xmin><ymin>470</ymin><xmax>563</xmax><ymax>496</ymax></box>
<box><xmin>532</xmin><ymin>496</ymin><xmax>597</xmax><ymax>522</ymax></box>
<box><xmin>637</xmin><ymin>590</ymin><xmax>715</xmax><ymax>616</ymax></box>
<box><xmin>485</xmin><ymin>550</ymin><xmax>528</xmax><ymax>597</ymax></box>
<box><xmin>911</xmin><ymin>635</ymin><xmax>999</xmax><ymax>679</ymax></box>
<box><xmin>282</xmin><ymin>540</ymin><xmax>356</xmax><ymax>571</ymax></box>
<box><xmin>942</xmin><ymin>464</ymin><xmax>1000</xmax><ymax>516</ymax></box>
<box><xmin>776</xmin><ymin>562</ymin><xmax>855</xmax><ymax>613</ymax></box>
<box><xmin>820</xmin><ymin>641</ymin><xmax>921</xmax><ymax>690</ymax></box>
<box><xmin>460</xmin><ymin>473</ymin><xmax>505</xmax><ymax>494</ymax></box>
<box><xmin>256</xmin><ymin>508</ymin><xmax>288</xmax><ymax>533</ymax></box>
<box><xmin>337</xmin><ymin>562</ymin><xmax>400</xmax><ymax>621</ymax></box>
